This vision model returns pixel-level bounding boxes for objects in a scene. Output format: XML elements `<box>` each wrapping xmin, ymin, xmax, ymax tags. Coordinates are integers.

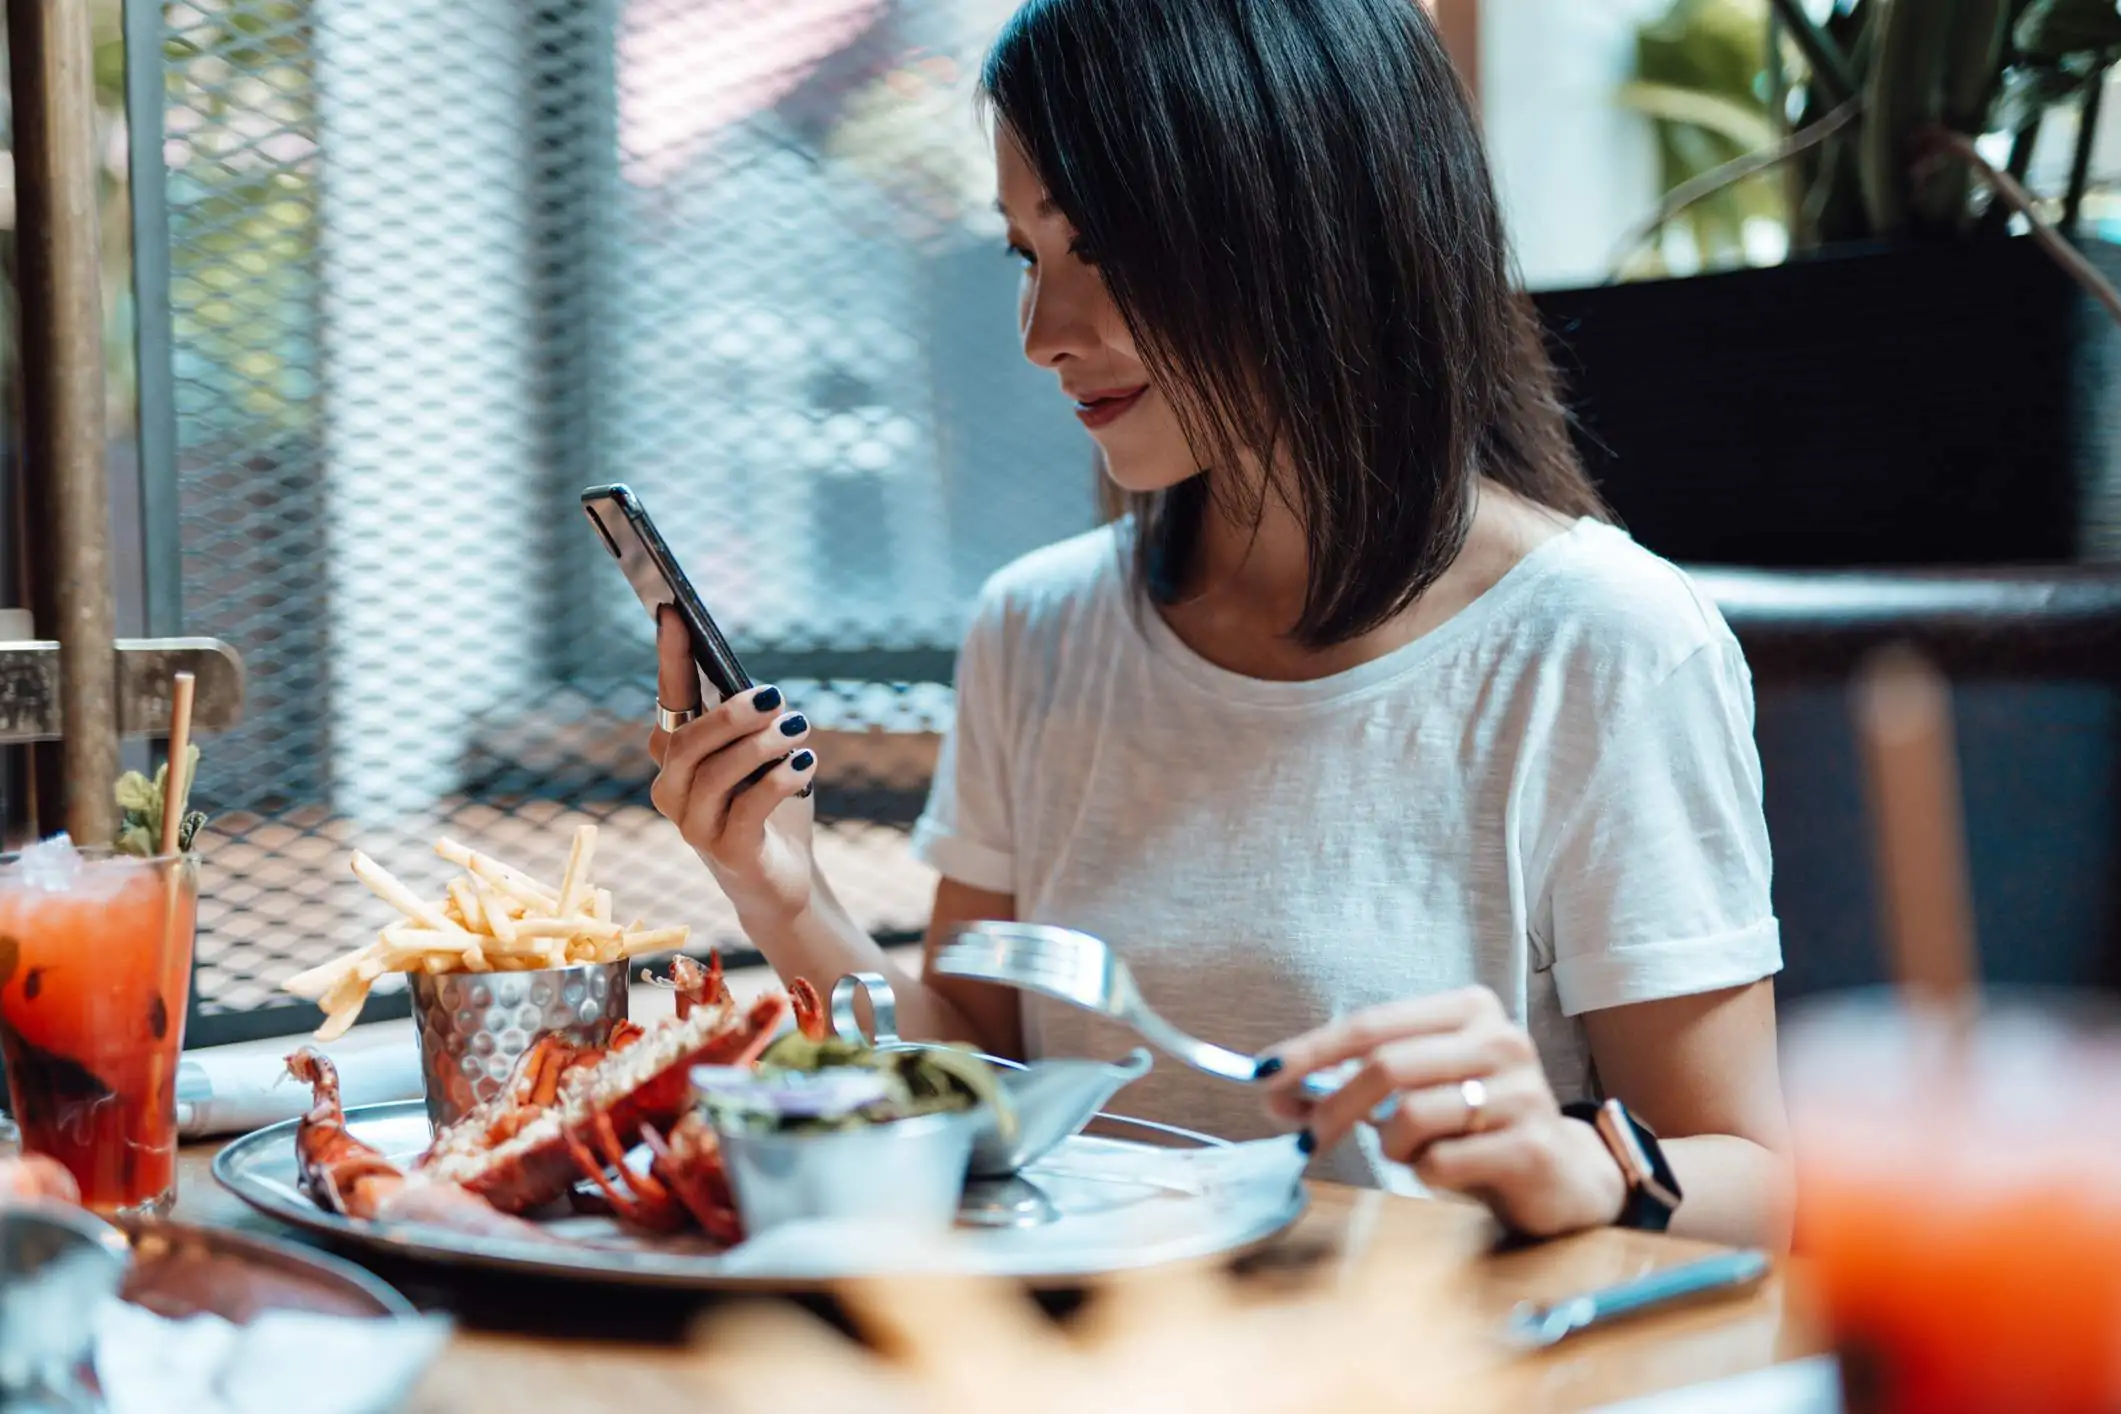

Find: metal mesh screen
<box><xmin>148</xmin><ymin>0</ymin><xmax>1095</xmax><ymax>1038</ymax></box>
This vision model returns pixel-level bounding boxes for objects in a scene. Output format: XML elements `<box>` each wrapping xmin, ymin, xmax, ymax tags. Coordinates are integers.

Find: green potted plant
<box><xmin>1530</xmin><ymin>0</ymin><xmax>2121</xmax><ymax>568</ymax></box>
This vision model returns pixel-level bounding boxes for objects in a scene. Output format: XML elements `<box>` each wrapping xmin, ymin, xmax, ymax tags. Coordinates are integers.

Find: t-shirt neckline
<box><xmin>1122</xmin><ymin>516</ymin><xmax>1602</xmax><ymax>709</ymax></box>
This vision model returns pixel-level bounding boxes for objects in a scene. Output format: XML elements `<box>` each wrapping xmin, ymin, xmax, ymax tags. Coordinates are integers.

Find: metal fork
<box><xmin>932</xmin><ymin>921</ymin><xmax>1345</xmax><ymax>1104</ymax></box>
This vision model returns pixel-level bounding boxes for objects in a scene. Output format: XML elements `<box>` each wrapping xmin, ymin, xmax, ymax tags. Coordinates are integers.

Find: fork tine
<box><xmin>950</xmin><ymin>921</ymin><xmax>1099</xmax><ymax>954</ymax></box>
<box><xmin>931</xmin><ymin>947</ymin><xmax>1105</xmax><ymax>1000</ymax></box>
<box><xmin>935</xmin><ymin>932</ymin><xmax>1091</xmax><ymax>967</ymax></box>
<box><xmin>934</xmin><ymin>940</ymin><xmax>1090</xmax><ymax>974</ymax></box>
<box><xmin>934</xmin><ymin>952</ymin><xmax>1094</xmax><ymax>990</ymax></box>
<box><xmin>935</xmin><ymin>933</ymin><xmax>1305</xmax><ymax>1088</ymax></box>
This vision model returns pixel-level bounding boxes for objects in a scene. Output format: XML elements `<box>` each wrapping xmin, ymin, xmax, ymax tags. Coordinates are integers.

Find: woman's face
<box><xmin>996</xmin><ymin>132</ymin><xmax>1197</xmax><ymax>494</ymax></box>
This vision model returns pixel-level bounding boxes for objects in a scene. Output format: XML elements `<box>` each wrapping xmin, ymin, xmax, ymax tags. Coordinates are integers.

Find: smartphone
<box><xmin>580</xmin><ymin>484</ymin><xmax>752</xmax><ymax>706</ymax></box>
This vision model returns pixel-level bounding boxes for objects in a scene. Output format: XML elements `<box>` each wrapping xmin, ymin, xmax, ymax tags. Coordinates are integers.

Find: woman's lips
<box><xmin>1072</xmin><ymin>386</ymin><xmax>1147</xmax><ymax>430</ymax></box>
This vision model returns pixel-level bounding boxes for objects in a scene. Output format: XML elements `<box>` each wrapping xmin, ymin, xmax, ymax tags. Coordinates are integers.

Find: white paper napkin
<box><xmin>177</xmin><ymin>1030</ymin><xmax>425</xmax><ymax>1137</ymax></box>
<box><xmin>1026</xmin><ymin>1135</ymin><xmax>1308</xmax><ymax>1196</ymax></box>
<box><xmin>94</xmin><ymin>1300</ymin><xmax>451</xmax><ymax>1414</ymax></box>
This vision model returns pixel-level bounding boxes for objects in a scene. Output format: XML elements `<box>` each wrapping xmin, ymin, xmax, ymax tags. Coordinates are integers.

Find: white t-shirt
<box><xmin>910</xmin><ymin>517</ymin><xmax>1781</xmax><ymax>1187</ymax></box>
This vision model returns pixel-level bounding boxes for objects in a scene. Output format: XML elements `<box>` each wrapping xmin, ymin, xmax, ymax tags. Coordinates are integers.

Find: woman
<box><xmin>649</xmin><ymin>0</ymin><xmax>1790</xmax><ymax>1246</ymax></box>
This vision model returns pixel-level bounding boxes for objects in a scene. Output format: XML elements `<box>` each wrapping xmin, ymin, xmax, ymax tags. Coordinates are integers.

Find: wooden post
<box><xmin>9</xmin><ymin>0</ymin><xmax>118</xmax><ymax>846</ymax></box>
<box><xmin>1427</xmin><ymin>0</ymin><xmax>1482</xmax><ymax>110</ymax></box>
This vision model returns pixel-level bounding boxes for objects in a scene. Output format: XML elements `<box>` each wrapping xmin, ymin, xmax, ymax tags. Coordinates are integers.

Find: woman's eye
<box><xmin>1006</xmin><ymin>243</ymin><xmax>1036</xmax><ymax>269</ymax></box>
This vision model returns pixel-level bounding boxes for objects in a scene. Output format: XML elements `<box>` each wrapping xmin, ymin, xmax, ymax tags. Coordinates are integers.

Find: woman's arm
<box><xmin>1582</xmin><ymin>980</ymin><xmax>1791</xmax><ymax>1248</ymax></box>
<box><xmin>738</xmin><ymin>871</ymin><xmax>1024</xmax><ymax>1059</ymax></box>
<box><xmin>646</xmin><ymin>607</ymin><xmax>1022</xmax><ymax>1054</ymax></box>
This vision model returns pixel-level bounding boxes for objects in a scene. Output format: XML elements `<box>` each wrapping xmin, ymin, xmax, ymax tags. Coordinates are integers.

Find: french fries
<box><xmin>285</xmin><ymin>824</ymin><xmax>689</xmax><ymax>1040</ymax></box>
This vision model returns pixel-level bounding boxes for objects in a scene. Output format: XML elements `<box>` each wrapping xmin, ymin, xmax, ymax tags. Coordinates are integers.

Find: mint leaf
<box><xmin>111</xmin><ymin>746</ymin><xmax>209</xmax><ymax>857</ymax></box>
<box><xmin>114</xmin><ymin>822</ymin><xmax>157</xmax><ymax>859</ymax></box>
<box><xmin>114</xmin><ymin>771</ymin><xmax>157</xmax><ymax>816</ymax></box>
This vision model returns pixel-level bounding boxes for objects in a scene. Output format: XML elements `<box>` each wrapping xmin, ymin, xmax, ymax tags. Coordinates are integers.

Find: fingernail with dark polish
<box><xmin>790</xmin><ymin>749</ymin><xmax>816</xmax><ymax>772</ymax></box>
<box><xmin>751</xmin><ymin>685</ymin><xmax>782</xmax><ymax>713</ymax></box>
<box><xmin>778</xmin><ymin>712</ymin><xmax>809</xmax><ymax>738</ymax></box>
<box><xmin>1296</xmin><ymin>1129</ymin><xmax>1316</xmax><ymax>1156</ymax></box>
<box><xmin>1253</xmin><ymin>1056</ymin><xmax>1283</xmax><ymax>1080</ymax></box>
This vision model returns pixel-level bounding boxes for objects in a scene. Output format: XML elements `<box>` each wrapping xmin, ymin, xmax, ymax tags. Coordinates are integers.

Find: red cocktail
<box><xmin>0</xmin><ymin>845</ymin><xmax>197</xmax><ymax>1216</ymax></box>
<box><xmin>1787</xmin><ymin>994</ymin><xmax>2121</xmax><ymax>1414</ymax></box>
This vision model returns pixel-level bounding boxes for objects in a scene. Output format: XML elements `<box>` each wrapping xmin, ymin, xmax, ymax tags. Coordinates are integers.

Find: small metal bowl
<box><xmin>710</xmin><ymin>1108</ymin><xmax>984</xmax><ymax>1239</ymax></box>
<box><xmin>408</xmin><ymin>960</ymin><xmax>629</xmax><ymax>1129</ymax></box>
<box><xmin>828</xmin><ymin>972</ymin><xmax>1153</xmax><ymax>1176</ymax></box>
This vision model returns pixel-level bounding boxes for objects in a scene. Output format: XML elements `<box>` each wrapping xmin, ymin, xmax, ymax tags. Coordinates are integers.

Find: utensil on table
<box><xmin>933</xmin><ymin>923</ymin><xmax>1353</xmax><ymax>1107</ymax></box>
<box><xmin>0</xmin><ymin>1202</ymin><xmax>133</xmax><ymax>1411</ymax></box>
<box><xmin>828</xmin><ymin>970</ymin><xmax>1152</xmax><ymax>1176</ymax></box>
<box><xmin>1502</xmin><ymin>1249</ymin><xmax>1773</xmax><ymax>1350</ymax></box>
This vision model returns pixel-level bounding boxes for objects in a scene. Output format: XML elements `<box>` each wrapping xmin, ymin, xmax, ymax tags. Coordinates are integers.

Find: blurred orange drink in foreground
<box><xmin>1787</xmin><ymin>993</ymin><xmax>2121</xmax><ymax>1414</ymax></box>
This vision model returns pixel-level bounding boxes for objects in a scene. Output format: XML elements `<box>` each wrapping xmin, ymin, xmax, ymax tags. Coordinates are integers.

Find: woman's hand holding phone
<box><xmin>648</xmin><ymin>606</ymin><xmax>820</xmax><ymax>926</ymax></box>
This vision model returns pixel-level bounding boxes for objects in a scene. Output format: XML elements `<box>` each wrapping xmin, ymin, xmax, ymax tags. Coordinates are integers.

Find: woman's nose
<box><xmin>1019</xmin><ymin>264</ymin><xmax>1102</xmax><ymax>370</ymax></box>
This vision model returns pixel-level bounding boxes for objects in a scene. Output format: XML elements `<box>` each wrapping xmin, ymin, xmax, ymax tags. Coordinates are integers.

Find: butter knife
<box><xmin>1504</xmin><ymin>1249</ymin><xmax>1773</xmax><ymax>1350</ymax></box>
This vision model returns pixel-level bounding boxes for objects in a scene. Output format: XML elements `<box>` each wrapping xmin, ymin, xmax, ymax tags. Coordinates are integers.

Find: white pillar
<box><xmin>1479</xmin><ymin>0</ymin><xmax>1670</xmax><ymax>291</ymax></box>
<box><xmin>313</xmin><ymin>0</ymin><xmax>539</xmax><ymax>823</ymax></box>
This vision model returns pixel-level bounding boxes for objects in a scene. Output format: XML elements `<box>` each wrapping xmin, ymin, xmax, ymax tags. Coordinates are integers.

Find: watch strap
<box><xmin>1564</xmin><ymin>1098</ymin><xmax>1683</xmax><ymax>1233</ymax></box>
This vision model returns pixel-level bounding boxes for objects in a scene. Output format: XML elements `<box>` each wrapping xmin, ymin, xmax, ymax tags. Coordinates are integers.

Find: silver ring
<box><xmin>655</xmin><ymin>701</ymin><xmax>701</xmax><ymax>733</ymax></box>
<box><xmin>1459</xmin><ymin>1076</ymin><xmax>1489</xmax><ymax>1134</ymax></box>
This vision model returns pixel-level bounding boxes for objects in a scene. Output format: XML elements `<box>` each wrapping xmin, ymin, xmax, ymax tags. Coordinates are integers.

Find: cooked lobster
<box><xmin>414</xmin><ymin>954</ymin><xmax>786</xmax><ymax>1214</ymax></box>
<box><xmin>288</xmin><ymin>954</ymin><xmax>800</xmax><ymax>1242</ymax></box>
<box><xmin>285</xmin><ymin>1047</ymin><xmax>552</xmax><ymax>1242</ymax></box>
<box><xmin>565</xmin><ymin>973</ymin><xmax>831</xmax><ymax>1240</ymax></box>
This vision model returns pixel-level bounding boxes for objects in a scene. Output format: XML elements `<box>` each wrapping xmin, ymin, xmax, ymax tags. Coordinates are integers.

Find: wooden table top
<box><xmin>173</xmin><ymin>1142</ymin><xmax>1825</xmax><ymax>1414</ymax></box>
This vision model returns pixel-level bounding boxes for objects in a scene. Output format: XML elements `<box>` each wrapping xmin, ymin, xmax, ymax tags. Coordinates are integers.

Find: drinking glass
<box><xmin>0</xmin><ymin>847</ymin><xmax>197</xmax><ymax>1217</ymax></box>
<box><xmin>1785</xmin><ymin>990</ymin><xmax>2121</xmax><ymax>1414</ymax></box>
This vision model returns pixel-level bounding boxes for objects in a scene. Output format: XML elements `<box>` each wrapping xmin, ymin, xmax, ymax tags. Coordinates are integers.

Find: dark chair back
<box><xmin>1696</xmin><ymin>567</ymin><xmax>2121</xmax><ymax>1003</ymax></box>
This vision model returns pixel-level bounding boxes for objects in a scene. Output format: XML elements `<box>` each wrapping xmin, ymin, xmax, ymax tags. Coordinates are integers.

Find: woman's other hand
<box><xmin>1260</xmin><ymin>987</ymin><xmax>1626</xmax><ymax>1239</ymax></box>
<box><xmin>647</xmin><ymin>606</ymin><xmax>818</xmax><ymax>926</ymax></box>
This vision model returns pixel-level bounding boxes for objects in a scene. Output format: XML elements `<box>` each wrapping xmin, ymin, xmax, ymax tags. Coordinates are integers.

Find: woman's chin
<box><xmin>1096</xmin><ymin>450</ymin><xmax>1200</xmax><ymax>497</ymax></box>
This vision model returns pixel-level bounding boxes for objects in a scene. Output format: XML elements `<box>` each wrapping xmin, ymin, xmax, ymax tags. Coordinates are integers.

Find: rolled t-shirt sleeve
<box><xmin>1539</xmin><ymin>638</ymin><xmax>1783</xmax><ymax>1015</ymax></box>
<box><xmin>909</xmin><ymin>596</ymin><xmax>1016</xmax><ymax>895</ymax></box>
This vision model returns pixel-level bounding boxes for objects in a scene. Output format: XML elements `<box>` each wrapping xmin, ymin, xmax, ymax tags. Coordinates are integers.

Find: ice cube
<box><xmin>5</xmin><ymin>834</ymin><xmax>133</xmax><ymax>902</ymax></box>
<box><xmin>11</xmin><ymin>834</ymin><xmax>83</xmax><ymax>893</ymax></box>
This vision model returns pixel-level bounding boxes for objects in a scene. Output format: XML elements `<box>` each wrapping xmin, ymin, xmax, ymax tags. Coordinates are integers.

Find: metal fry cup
<box><xmin>408</xmin><ymin>960</ymin><xmax>629</xmax><ymax>1130</ymax></box>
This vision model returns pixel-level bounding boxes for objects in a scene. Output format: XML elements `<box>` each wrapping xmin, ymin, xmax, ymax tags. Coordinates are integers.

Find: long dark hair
<box><xmin>981</xmin><ymin>0</ymin><xmax>1603</xmax><ymax>648</ymax></box>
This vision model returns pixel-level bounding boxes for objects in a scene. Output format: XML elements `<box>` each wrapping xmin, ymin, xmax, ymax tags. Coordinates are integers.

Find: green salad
<box><xmin>702</xmin><ymin>1032</ymin><xmax>1017</xmax><ymax>1140</ymax></box>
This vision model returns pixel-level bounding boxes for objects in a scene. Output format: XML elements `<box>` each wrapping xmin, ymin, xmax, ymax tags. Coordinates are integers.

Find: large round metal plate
<box><xmin>213</xmin><ymin>1101</ymin><xmax>1308</xmax><ymax>1291</ymax></box>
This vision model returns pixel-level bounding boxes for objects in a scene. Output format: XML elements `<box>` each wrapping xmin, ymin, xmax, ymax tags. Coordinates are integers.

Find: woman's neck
<box><xmin>1153</xmin><ymin>478</ymin><xmax>1573</xmax><ymax>683</ymax></box>
<box><xmin>1187</xmin><ymin>480</ymin><xmax>1312</xmax><ymax>624</ymax></box>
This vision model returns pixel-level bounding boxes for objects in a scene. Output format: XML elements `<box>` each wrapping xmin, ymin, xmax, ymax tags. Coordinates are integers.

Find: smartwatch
<box><xmin>1563</xmin><ymin>1098</ymin><xmax>1683</xmax><ymax>1233</ymax></box>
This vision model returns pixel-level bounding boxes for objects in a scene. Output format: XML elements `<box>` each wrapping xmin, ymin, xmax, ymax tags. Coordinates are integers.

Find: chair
<box><xmin>1696</xmin><ymin>567</ymin><xmax>2121</xmax><ymax>1002</ymax></box>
